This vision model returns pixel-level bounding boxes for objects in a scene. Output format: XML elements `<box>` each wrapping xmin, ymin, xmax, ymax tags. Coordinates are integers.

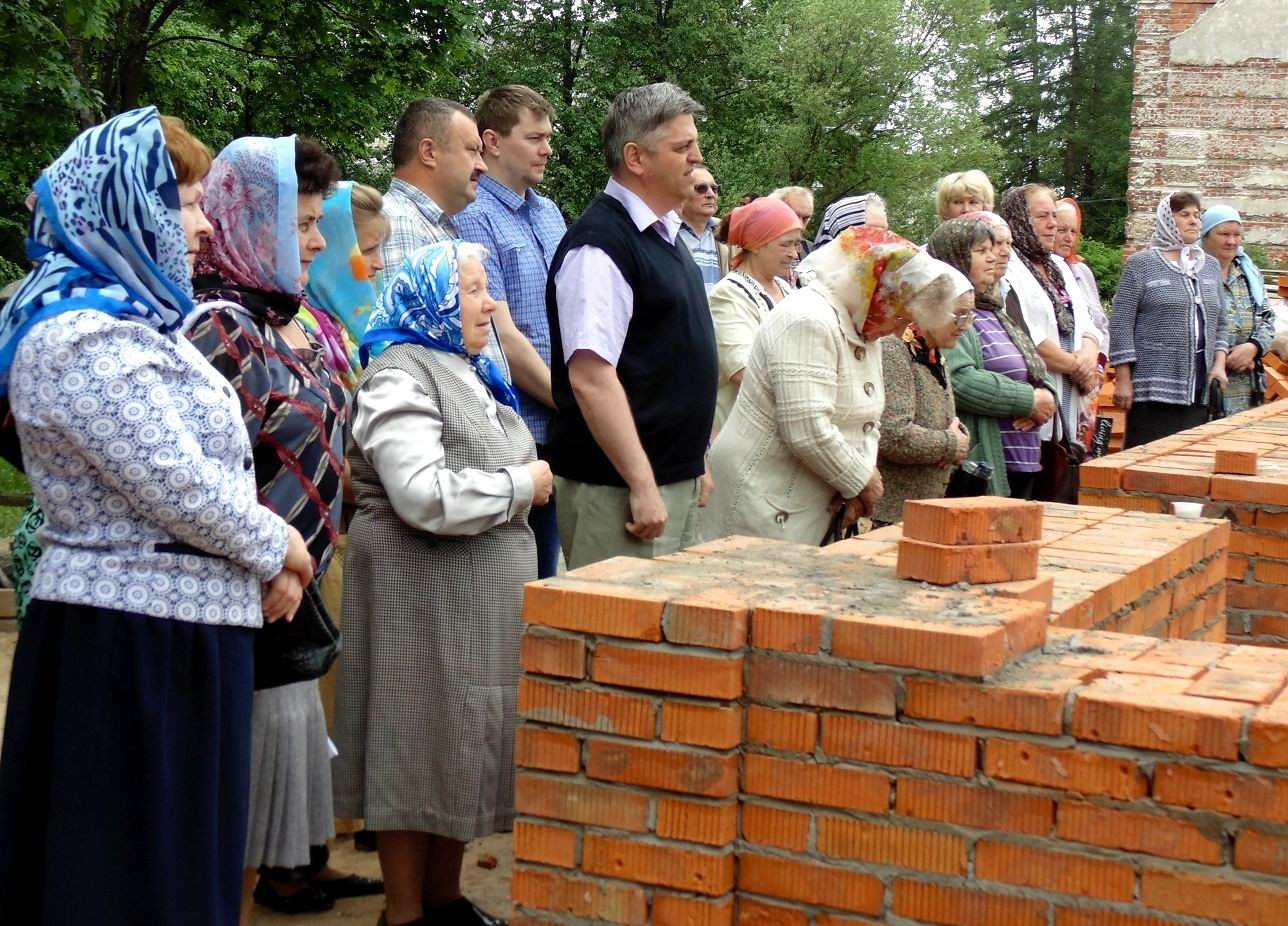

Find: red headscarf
<box><xmin>726</xmin><ymin>197</ymin><xmax>804</xmax><ymax>269</ymax></box>
<box><xmin>1056</xmin><ymin>197</ymin><xmax>1085</xmax><ymax>263</ymax></box>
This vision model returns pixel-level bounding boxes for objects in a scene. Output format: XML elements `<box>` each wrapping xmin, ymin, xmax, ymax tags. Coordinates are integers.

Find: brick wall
<box><xmin>509</xmin><ymin>515</ymin><xmax>1288</xmax><ymax>925</ymax></box>
<box><xmin>1080</xmin><ymin>400</ymin><xmax>1288</xmax><ymax>647</ymax></box>
<box><xmin>1127</xmin><ymin>0</ymin><xmax>1288</xmax><ymax>264</ymax></box>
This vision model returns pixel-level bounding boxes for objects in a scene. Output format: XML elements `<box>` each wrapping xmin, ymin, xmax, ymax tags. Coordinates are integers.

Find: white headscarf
<box><xmin>1149</xmin><ymin>193</ymin><xmax>1207</xmax><ymax>277</ymax></box>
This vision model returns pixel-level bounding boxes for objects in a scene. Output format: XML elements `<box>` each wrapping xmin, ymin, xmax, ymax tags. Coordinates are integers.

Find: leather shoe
<box><xmin>432</xmin><ymin>897</ymin><xmax>506</xmax><ymax>925</ymax></box>
<box><xmin>315</xmin><ymin>873</ymin><xmax>385</xmax><ymax>899</ymax></box>
<box><xmin>253</xmin><ymin>880</ymin><xmax>335</xmax><ymax>914</ymax></box>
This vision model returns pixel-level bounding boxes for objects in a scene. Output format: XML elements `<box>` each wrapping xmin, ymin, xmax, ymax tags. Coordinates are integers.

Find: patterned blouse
<box><xmin>1221</xmin><ymin>263</ymin><xmax>1275</xmax><ymax>415</ymax></box>
<box><xmin>975</xmin><ymin>312</ymin><xmax>1042</xmax><ymax>472</ymax></box>
<box><xmin>10</xmin><ymin>311</ymin><xmax>289</xmax><ymax>626</ymax></box>
<box><xmin>189</xmin><ymin>298</ymin><xmax>348</xmax><ymax>574</ymax></box>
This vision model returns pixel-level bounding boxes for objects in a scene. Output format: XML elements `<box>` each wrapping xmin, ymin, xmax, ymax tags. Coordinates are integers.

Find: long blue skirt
<box><xmin>0</xmin><ymin>600</ymin><xmax>254</xmax><ymax>926</ymax></box>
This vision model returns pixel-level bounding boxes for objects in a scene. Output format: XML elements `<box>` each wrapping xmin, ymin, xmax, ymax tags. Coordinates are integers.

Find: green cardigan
<box><xmin>944</xmin><ymin>324</ymin><xmax>1053</xmax><ymax>497</ymax></box>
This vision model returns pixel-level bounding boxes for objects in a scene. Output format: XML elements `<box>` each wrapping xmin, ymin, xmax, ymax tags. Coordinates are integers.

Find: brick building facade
<box><xmin>1126</xmin><ymin>0</ymin><xmax>1288</xmax><ymax>264</ymax></box>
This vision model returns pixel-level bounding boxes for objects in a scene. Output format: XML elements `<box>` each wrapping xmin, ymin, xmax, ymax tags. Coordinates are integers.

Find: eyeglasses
<box><xmin>952</xmin><ymin>311</ymin><xmax>976</xmax><ymax>329</ymax></box>
<box><xmin>694</xmin><ymin>183</ymin><xmax>720</xmax><ymax>195</ymax></box>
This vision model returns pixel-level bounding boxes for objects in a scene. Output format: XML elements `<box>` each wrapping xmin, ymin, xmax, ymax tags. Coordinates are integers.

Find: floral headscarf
<box><xmin>813</xmin><ymin>193</ymin><xmax>878</xmax><ymax>248</ymax></box>
<box><xmin>1150</xmin><ymin>192</ymin><xmax>1207</xmax><ymax>277</ymax></box>
<box><xmin>363</xmin><ymin>241</ymin><xmax>519</xmax><ymax>410</ymax></box>
<box><xmin>301</xmin><ymin>182</ymin><xmax>376</xmax><ymax>387</ymax></box>
<box><xmin>0</xmin><ymin>107</ymin><xmax>195</xmax><ymax>393</ymax></box>
<box><xmin>999</xmin><ymin>186</ymin><xmax>1073</xmax><ymax>339</ymax></box>
<box><xmin>795</xmin><ymin>226</ymin><xmax>957</xmax><ymax>340</ymax></box>
<box><xmin>196</xmin><ymin>135</ymin><xmax>302</xmax><ymax>316</ymax></box>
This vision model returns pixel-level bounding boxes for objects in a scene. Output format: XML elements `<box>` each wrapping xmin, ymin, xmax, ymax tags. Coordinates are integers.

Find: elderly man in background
<box><xmin>546</xmin><ymin>82</ymin><xmax>718</xmax><ymax>569</ymax></box>
<box><xmin>678</xmin><ymin>164</ymin><xmax>726</xmax><ymax>291</ymax></box>
<box><xmin>772</xmin><ymin>184</ymin><xmax>816</xmax><ymax>268</ymax></box>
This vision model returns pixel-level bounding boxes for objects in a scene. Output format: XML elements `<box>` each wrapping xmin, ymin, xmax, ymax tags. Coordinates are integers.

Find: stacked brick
<box><xmin>1080</xmin><ymin>401</ymin><xmax>1288</xmax><ymax>647</ymax></box>
<box><xmin>509</xmin><ymin>512</ymin><xmax>1281</xmax><ymax>926</ymax></box>
<box><xmin>895</xmin><ymin>498</ymin><xmax>1042</xmax><ymax>585</ymax></box>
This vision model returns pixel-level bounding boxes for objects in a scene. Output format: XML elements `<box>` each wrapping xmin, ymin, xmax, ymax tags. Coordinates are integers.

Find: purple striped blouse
<box><xmin>975</xmin><ymin>312</ymin><xmax>1042</xmax><ymax>472</ymax></box>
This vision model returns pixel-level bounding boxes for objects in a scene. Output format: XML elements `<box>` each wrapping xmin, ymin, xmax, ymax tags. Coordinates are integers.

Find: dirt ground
<box><xmin>0</xmin><ymin>626</ymin><xmax>516</xmax><ymax>925</ymax></box>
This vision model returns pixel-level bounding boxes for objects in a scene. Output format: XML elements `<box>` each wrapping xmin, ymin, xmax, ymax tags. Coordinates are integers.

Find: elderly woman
<box><xmin>1054</xmin><ymin>198</ymin><xmax>1110</xmax><ymax>352</ymax></box>
<box><xmin>813</xmin><ymin>192</ymin><xmax>889</xmax><ymax>249</ymax></box>
<box><xmin>334</xmin><ymin>241</ymin><xmax>553</xmax><ymax>926</ymax></box>
<box><xmin>709</xmin><ymin>196</ymin><xmax>803</xmax><ymax>428</ymax></box>
<box><xmin>999</xmin><ymin>186</ymin><xmax>1103</xmax><ymax>483</ymax></box>
<box><xmin>700</xmin><ymin>228</ymin><xmax>961</xmax><ymax>544</ymax></box>
<box><xmin>1110</xmin><ymin>193</ymin><xmax>1228</xmax><ymax>445</ymax></box>
<box><xmin>1201</xmin><ymin>205</ymin><xmax>1274</xmax><ymax>414</ymax></box>
<box><xmin>936</xmin><ymin>170</ymin><xmax>996</xmax><ymax>222</ymax></box>
<box><xmin>939</xmin><ymin>217</ymin><xmax>1057</xmax><ymax>499</ymax></box>
<box><xmin>189</xmin><ymin>136</ymin><xmax>377</xmax><ymax>920</ymax></box>
<box><xmin>872</xmin><ymin>265</ymin><xmax>975</xmax><ymax>525</ymax></box>
<box><xmin>0</xmin><ymin>109</ymin><xmax>311</xmax><ymax>925</ymax></box>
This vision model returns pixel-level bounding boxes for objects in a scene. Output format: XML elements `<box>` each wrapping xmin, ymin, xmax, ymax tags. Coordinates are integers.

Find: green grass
<box><xmin>0</xmin><ymin>460</ymin><xmax>31</xmax><ymax>537</ymax></box>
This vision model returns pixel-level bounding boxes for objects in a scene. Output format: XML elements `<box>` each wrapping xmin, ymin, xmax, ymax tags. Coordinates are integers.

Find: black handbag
<box><xmin>946</xmin><ymin>459</ymin><xmax>994</xmax><ymax>498</ymax></box>
<box><xmin>254</xmin><ymin>579</ymin><xmax>341</xmax><ymax>691</ymax></box>
<box><xmin>1034</xmin><ymin>404</ymin><xmax>1085</xmax><ymax>504</ymax></box>
<box><xmin>1207</xmin><ymin>381</ymin><xmax>1226</xmax><ymax>421</ymax></box>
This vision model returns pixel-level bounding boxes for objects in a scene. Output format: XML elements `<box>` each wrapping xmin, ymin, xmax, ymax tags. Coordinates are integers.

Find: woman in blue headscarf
<box><xmin>334</xmin><ymin>241</ymin><xmax>552</xmax><ymax>926</ymax></box>
<box><xmin>1201</xmin><ymin>205</ymin><xmax>1275</xmax><ymax>414</ymax></box>
<box><xmin>0</xmin><ymin>109</ymin><xmax>312</xmax><ymax>926</ymax></box>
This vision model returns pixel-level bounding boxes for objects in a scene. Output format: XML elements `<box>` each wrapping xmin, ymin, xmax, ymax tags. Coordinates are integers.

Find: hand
<box><xmin>1209</xmin><ymin>364</ymin><xmax>1229</xmax><ymax>389</ymax></box>
<box><xmin>698</xmin><ymin>463</ymin><xmax>715</xmax><ymax>508</ymax></box>
<box><xmin>282</xmin><ymin>526</ymin><xmax>314</xmax><ymax>586</ymax></box>
<box><xmin>1114</xmin><ymin>374</ymin><xmax>1133</xmax><ymax>411</ymax></box>
<box><xmin>626</xmin><ymin>482</ymin><xmax>668</xmax><ymax>540</ymax></box>
<box><xmin>1031</xmin><ymin>387</ymin><xmax>1056</xmax><ymax>424</ymax></box>
<box><xmin>949</xmin><ymin>417</ymin><xmax>970</xmax><ymax>465</ymax></box>
<box><xmin>262</xmin><ymin>569</ymin><xmax>304</xmax><ymax>623</ymax></box>
<box><xmin>1012</xmin><ymin>417</ymin><xmax>1037</xmax><ymax>432</ymax></box>
<box><xmin>1226</xmin><ymin>343</ymin><xmax>1257</xmax><ymax>374</ymax></box>
<box><xmin>1069</xmin><ymin>351</ymin><xmax>1094</xmax><ymax>382</ymax></box>
<box><xmin>841</xmin><ymin>496</ymin><xmax>864</xmax><ymax>529</ymax></box>
<box><xmin>857</xmin><ymin>468</ymin><xmax>884</xmax><ymax>518</ymax></box>
<box><xmin>527</xmin><ymin>460</ymin><xmax>554</xmax><ymax>506</ymax></box>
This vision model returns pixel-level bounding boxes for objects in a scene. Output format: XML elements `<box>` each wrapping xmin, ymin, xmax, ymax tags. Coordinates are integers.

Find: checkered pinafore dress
<box><xmin>332</xmin><ymin>344</ymin><xmax>537</xmax><ymax>839</ymax></box>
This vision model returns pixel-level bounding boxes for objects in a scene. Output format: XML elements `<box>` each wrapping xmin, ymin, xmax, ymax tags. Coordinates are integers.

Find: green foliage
<box><xmin>1243</xmin><ymin>243</ymin><xmax>1272</xmax><ymax>271</ymax></box>
<box><xmin>1078</xmin><ymin>237</ymin><xmax>1122</xmax><ymax>303</ymax></box>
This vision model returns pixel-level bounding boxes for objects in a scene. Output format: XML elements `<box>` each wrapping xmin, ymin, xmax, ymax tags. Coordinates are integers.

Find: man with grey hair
<box><xmin>544</xmin><ymin>82</ymin><xmax>719</xmax><ymax>568</ymax></box>
<box><xmin>771</xmin><ymin>184</ymin><xmax>816</xmax><ymax>262</ymax></box>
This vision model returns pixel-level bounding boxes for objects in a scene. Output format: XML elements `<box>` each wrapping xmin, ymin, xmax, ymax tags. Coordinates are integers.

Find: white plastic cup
<box><xmin>1171</xmin><ymin>501</ymin><xmax>1203</xmax><ymax>519</ymax></box>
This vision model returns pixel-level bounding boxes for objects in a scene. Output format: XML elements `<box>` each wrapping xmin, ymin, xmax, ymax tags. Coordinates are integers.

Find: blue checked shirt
<box><xmin>678</xmin><ymin>217</ymin><xmax>721</xmax><ymax>292</ymax></box>
<box><xmin>380</xmin><ymin>178</ymin><xmax>512</xmax><ymax>382</ymax></box>
<box><xmin>454</xmin><ymin>174</ymin><xmax>567</xmax><ymax>443</ymax></box>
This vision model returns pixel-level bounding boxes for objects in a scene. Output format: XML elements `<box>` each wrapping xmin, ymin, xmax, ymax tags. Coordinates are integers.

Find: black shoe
<box><xmin>432</xmin><ymin>897</ymin><xmax>506</xmax><ymax>926</ymax></box>
<box><xmin>315</xmin><ymin>873</ymin><xmax>385</xmax><ymax>900</ymax></box>
<box><xmin>355</xmin><ymin>828</ymin><xmax>378</xmax><ymax>852</ymax></box>
<box><xmin>253</xmin><ymin>880</ymin><xmax>336</xmax><ymax>914</ymax></box>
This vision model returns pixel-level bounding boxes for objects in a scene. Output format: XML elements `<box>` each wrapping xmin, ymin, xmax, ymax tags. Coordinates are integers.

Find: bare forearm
<box><xmin>569</xmin><ymin>354</ymin><xmax>655</xmax><ymax>490</ymax></box>
<box><xmin>494</xmin><ymin>301</ymin><xmax>554</xmax><ymax>408</ymax></box>
<box><xmin>1038</xmin><ymin>336</ymin><xmax>1096</xmax><ymax>374</ymax></box>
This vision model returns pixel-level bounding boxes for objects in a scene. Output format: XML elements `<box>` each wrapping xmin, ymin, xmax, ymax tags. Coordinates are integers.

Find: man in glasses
<box><xmin>678</xmin><ymin>165</ymin><xmax>727</xmax><ymax>291</ymax></box>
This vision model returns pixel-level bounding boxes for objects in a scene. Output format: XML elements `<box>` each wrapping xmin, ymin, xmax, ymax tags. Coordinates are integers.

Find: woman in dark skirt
<box><xmin>0</xmin><ymin>108</ymin><xmax>312</xmax><ymax>926</ymax></box>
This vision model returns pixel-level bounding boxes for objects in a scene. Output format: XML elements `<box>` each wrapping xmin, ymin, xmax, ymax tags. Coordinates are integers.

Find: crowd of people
<box><xmin>0</xmin><ymin>78</ymin><xmax>1275</xmax><ymax>926</ymax></box>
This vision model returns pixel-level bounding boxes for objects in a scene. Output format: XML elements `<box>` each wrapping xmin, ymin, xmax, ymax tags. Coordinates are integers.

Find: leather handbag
<box><xmin>1034</xmin><ymin>405</ymin><xmax>1085</xmax><ymax>504</ymax></box>
<box><xmin>946</xmin><ymin>459</ymin><xmax>994</xmax><ymax>498</ymax></box>
<box><xmin>254</xmin><ymin>579</ymin><xmax>341</xmax><ymax>691</ymax></box>
<box><xmin>1207</xmin><ymin>381</ymin><xmax>1227</xmax><ymax>421</ymax></box>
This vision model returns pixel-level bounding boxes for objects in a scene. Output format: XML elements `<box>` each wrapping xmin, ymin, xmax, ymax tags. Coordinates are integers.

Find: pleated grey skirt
<box><xmin>244</xmin><ymin>680</ymin><xmax>336</xmax><ymax>869</ymax></box>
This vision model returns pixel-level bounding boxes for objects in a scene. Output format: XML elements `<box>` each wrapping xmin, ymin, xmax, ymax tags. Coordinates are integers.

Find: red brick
<box><xmin>736</xmin><ymin>897</ymin><xmax>808</xmax><ymax>926</ymax></box>
<box><xmin>1254</xmin><ymin>558</ymin><xmax>1288</xmax><ymax>586</ymax></box>
<box><xmin>902</xmin><ymin>497</ymin><xmax>1043</xmax><ymax>545</ymax></box>
<box><xmin>1236</xmin><ymin>827</ymin><xmax>1288</xmax><ymax>875</ymax></box>
<box><xmin>1055</xmin><ymin>910</ymin><xmax>1185</xmax><ymax>926</ymax></box>
<box><xmin>514</xmin><ymin>726</ymin><xmax>581</xmax><ymax>774</ymax></box>
<box><xmin>1153</xmin><ymin>762</ymin><xmax>1288</xmax><ymax>822</ymax></box>
<box><xmin>895</xmin><ymin>777</ymin><xmax>1054</xmax><ymax>835</ymax></box>
<box><xmin>821</xmin><ymin>715</ymin><xmax>977</xmax><ymax>777</ymax></box>
<box><xmin>651</xmin><ymin>893</ymin><xmax>735</xmax><ymax>926</ymax></box>
<box><xmin>515</xmin><ymin>773</ymin><xmax>650</xmax><ymax>831</ymax></box>
<box><xmin>745</xmin><ymin>653</ymin><xmax>896</xmax><ymax>715</ymax></box>
<box><xmin>513</xmin><ymin>820</ymin><xmax>578</xmax><ymax>868</ymax></box>
<box><xmin>661</xmin><ymin>701</ymin><xmax>742</xmax><ymax>750</ymax></box>
<box><xmin>582</xmin><ymin>833</ymin><xmax>734</xmax><ymax>896</ymax></box>
<box><xmin>984</xmin><ymin>739</ymin><xmax>1148</xmax><ymax>800</ymax></box>
<box><xmin>521</xmin><ymin>631</ymin><xmax>587</xmax><ymax>678</ymax></box>
<box><xmin>742</xmin><ymin>753</ymin><xmax>890</xmax><ymax>813</ymax></box>
<box><xmin>817</xmin><ymin>815</ymin><xmax>967</xmax><ymax>875</ymax></box>
<box><xmin>518</xmin><ymin>677</ymin><xmax>656</xmax><ymax>740</ymax></box>
<box><xmin>737</xmin><ymin>853</ymin><xmax>883</xmax><ymax>916</ymax></box>
<box><xmin>896</xmin><ymin>537</ymin><xmax>1040</xmax><ymax>584</ymax></box>
<box><xmin>1072</xmin><ymin>675</ymin><xmax>1247</xmax><ymax>759</ymax></box>
<box><xmin>1056</xmin><ymin>799</ymin><xmax>1223</xmax><ymax>863</ymax></box>
<box><xmin>740</xmin><ymin>802</ymin><xmax>811</xmax><ymax>852</ymax></box>
<box><xmin>891</xmin><ymin>879</ymin><xmax>1047</xmax><ymax>926</ymax></box>
<box><xmin>903</xmin><ymin>673</ymin><xmax>1077</xmax><ymax>736</ymax></box>
<box><xmin>1214</xmin><ymin>445</ymin><xmax>1261</xmax><ymax>475</ymax></box>
<box><xmin>1186</xmin><ymin>668</ymin><xmax>1286</xmax><ymax>704</ymax></box>
<box><xmin>975</xmin><ymin>839</ymin><xmax>1134</xmax><ymax>901</ymax></box>
<box><xmin>663</xmin><ymin>587</ymin><xmax>750</xmax><ymax>651</ymax></box>
<box><xmin>1141</xmin><ymin>866</ymin><xmax>1288</xmax><ymax>926</ymax></box>
<box><xmin>511</xmin><ymin>867</ymin><xmax>648</xmax><ymax>924</ymax></box>
<box><xmin>591</xmin><ymin>643</ymin><xmax>742</xmax><ymax>700</ymax></box>
<box><xmin>523</xmin><ymin>579</ymin><xmax>668</xmax><ymax>640</ymax></box>
<box><xmin>745</xmin><ymin>704</ymin><xmax>818</xmax><ymax>753</ymax></box>
<box><xmin>1248</xmin><ymin>702</ymin><xmax>1288</xmax><ymax>768</ymax></box>
<box><xmin>654</xmin><ymin>796</ymin><xmax>738</xmax><ymax>847</ymax></box>
<box><xmin>585</xmin><ymin>739</ymin><xmax>738</xmax><ymax>797</ymax></box>
<box><xmin>1121</xmin><ymin>463</ymin><xmax>1211</xmax><ymax>497</ymax></box>
<box><xmin>750</xmin><ymin>597</ymin><xmax>824</xmax><ymax>653</ymax></box>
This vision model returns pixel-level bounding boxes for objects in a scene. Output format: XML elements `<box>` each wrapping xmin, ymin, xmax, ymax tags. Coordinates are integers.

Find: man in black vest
<box><xmin>546</xmin><ymin>83</ymin><xmax>718</xmax><ymax>569</ymax></box>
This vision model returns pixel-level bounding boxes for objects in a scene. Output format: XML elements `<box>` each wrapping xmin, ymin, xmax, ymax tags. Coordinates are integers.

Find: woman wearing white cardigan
<box><xmin>699</xmin><ymin>228</ymin><xmax>961</xmax><ymax>546</ymax></box>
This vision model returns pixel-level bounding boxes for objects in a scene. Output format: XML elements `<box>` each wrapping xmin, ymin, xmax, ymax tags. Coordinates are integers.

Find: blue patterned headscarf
<box><xmin>0</xmin><ymin>106</ymin><xmax>196</xmax><ymax>394</ymax></box>
<box><xmin>306</xmin><ymin>181</ymin><xmax>380</xmax><ymax>344</ymax></box>
<box><xmin>1201</xmin><ymin>205</ymin><xmax>1266</xmax><ymax>306</ymax></box>
<box><xmin>362</xmin><ymin>241</ymin><xmax>519</xmax><ymax>410</ymax></box>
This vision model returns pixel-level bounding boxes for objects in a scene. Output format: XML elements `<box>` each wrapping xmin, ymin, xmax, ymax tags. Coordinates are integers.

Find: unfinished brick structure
<box><xmin>508</xmin><ymin>502</ymin><xmax>1288</xmax><ymax>926</ymax></box>
<box><xmin>1080</xmin><ymin>400</ymin><xmax>1288</xmax><ymax>647</ymax></box>
<box><xmin>1127</xmin><ymin>0</ymin><xmax>1288</xmax><ymax>263</ymax></box>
